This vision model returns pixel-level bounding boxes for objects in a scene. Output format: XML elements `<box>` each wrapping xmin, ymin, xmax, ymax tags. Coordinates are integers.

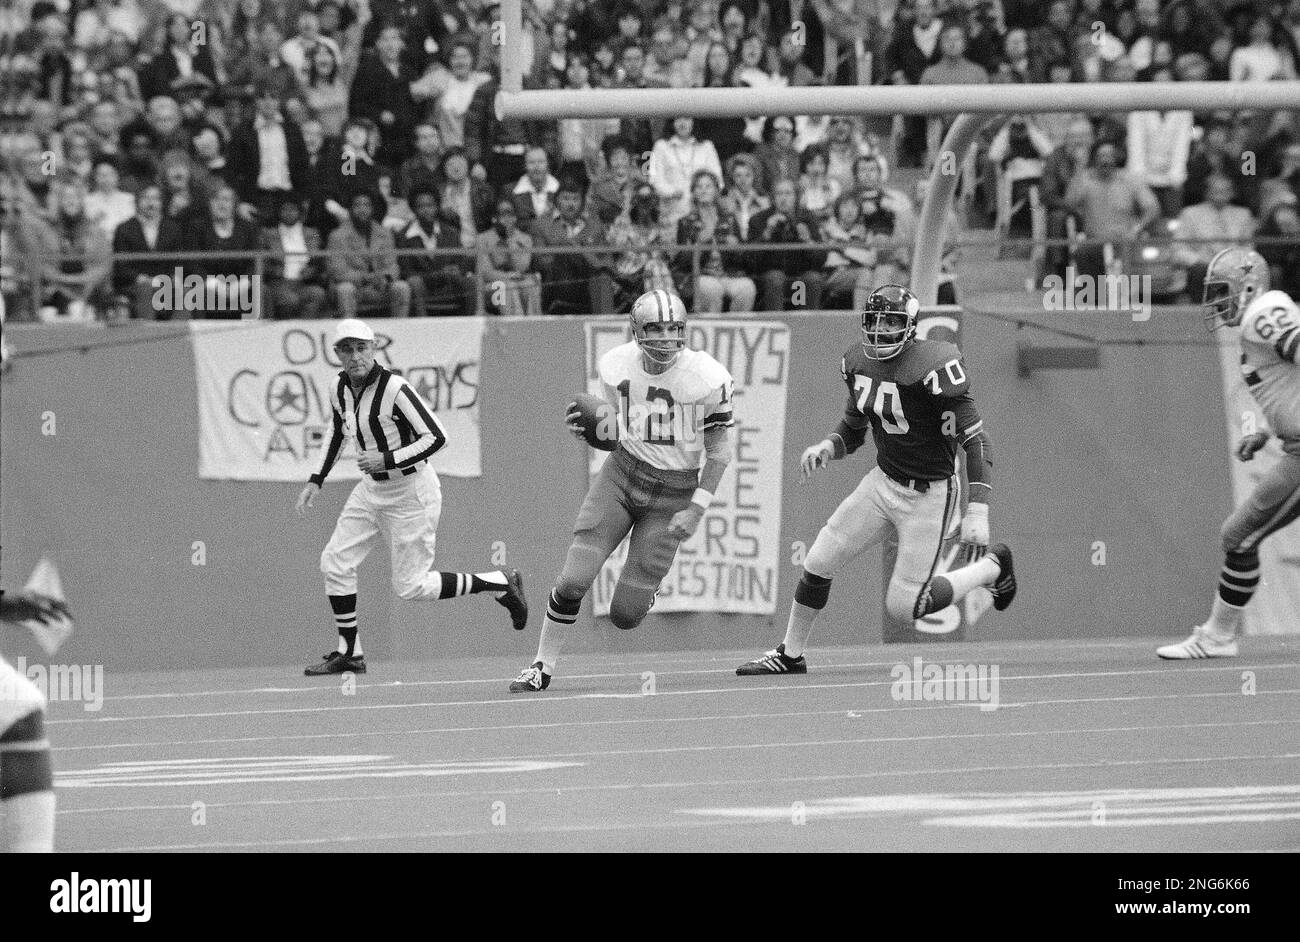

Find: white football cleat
<box><xmin>1156</xmin><ymin>626</ymin><xmax>1239</xmax><ymax>660</ymax></box>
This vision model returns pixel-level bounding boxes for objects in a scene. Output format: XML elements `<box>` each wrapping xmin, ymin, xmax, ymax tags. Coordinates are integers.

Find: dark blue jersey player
<box><xmin>737</xmin><ymin>284</ymin><xmax>1018</xmax><ymax>675</ymax></box>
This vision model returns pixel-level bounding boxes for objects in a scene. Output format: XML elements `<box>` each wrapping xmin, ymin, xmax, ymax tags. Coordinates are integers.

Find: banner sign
<box><xmin>193</xmin><ymin>319</ymin><xmax>483</xmax><ymax>480</ymax></box>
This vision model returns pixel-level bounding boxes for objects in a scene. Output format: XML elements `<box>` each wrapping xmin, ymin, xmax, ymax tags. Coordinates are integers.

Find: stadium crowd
<box><xmin>1</xmin><ymin>0</ymin><xmax>1298</xmax><ymax>321</ymax></box>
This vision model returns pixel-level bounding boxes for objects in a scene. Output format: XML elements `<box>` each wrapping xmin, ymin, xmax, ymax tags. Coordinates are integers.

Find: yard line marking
<box><xmin>45</xmin><ymin>669</ymin><xmax>1300</xmax><ymax>726</ymax></box>
<box><xmin>57</xmin><ymin>658</ymin><xmax>1300</xmax><ymax>704</ymax></box>
<box><xmin>52</xmin><ymin>719</ymin><xmax>1300</xmax><ymax>781</ymax></box>
<box><xmin>45</xmin><ymin>706</ymin><xmax>1294</xmax><ymax>753</ymax></box>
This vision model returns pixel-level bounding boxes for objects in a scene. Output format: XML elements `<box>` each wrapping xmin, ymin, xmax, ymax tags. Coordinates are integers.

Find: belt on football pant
<box><xmin>885</xmin><ymin>469</ymin><xmax>939</xmax><ymax>493</ymax></box>
<box><xmin>1244</xmin><ymin>369</ymin><xmax>1261</xmax><ymax>387</ymax></box>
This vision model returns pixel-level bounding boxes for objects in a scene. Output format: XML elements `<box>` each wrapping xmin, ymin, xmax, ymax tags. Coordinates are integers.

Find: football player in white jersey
<box><xmin>508</xmin><ymin>289</ymin><xmax>736</xmax><ymax>692</ymax></box>
<box><xmin>1158</xmin><ymin>248</ymin><xmax>1300</xmax><ymax>659</ymax></box>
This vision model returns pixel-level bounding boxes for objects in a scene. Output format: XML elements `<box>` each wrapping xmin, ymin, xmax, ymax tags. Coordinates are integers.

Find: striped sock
<box><xmin>1211</xmin><ymin>551</ymin><xmax>1258</xmax><ymax>638</ymax></box>
<box><xmin>536</xmin><ymin>589</ymin><xmax>581</xmax><ymax>674</ymax></box>
<box><xmin>782</xmin><ymin>572</ymin><xmax>831</xmax><ymax>658</ymax></box>
<box><xmin>431</xmin><ymin>571</ymin><xmax>508</xmax><ymax>599</ymax></box>
<box><xmin>329</xmin><ymin>594</ymin><xmax>360</xmax><ymax>656</ymax></box>
<box><xmin>916</xmin><ymin>556</ymin><xmax>1000</xmax><ymax>617</ymax></box>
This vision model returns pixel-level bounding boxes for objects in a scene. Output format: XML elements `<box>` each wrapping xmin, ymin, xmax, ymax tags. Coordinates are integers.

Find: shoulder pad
<box><xmin>896</xmin><ymin>339</ymin><xmax>965</xmax><ymax>389</ymax></box>
<box><xmin>1241</xmin><ymin>291</ymin><xmax>1300</xmax><ymax>345</ymax></box>
<box><xmin>677</xmin><ymin>349</ymin><xmax>734</xmax><ymax>401</ymax></box>
<box><xmin>598</xmin><ymin>342</ymin><xmax>639</xmax><ymax>387</ymax></box>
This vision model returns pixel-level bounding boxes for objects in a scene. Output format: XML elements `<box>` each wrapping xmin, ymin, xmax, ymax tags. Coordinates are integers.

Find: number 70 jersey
<box><xmin>840</xmin><ymin>338</ymin><xmax>979</xmax><ymax>482</ymax></box>
<box><xmin>598</xmin><ymin>342</ymin><xmax>736</xmax><ymax>472</ymax></box>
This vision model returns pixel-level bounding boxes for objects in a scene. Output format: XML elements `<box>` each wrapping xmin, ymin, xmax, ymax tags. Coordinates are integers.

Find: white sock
<box><xmin>943</xmin><ymin>555</ymin><xmax>1001</xmax><ymax>602</ymax></box>
<box><xmin>781</xmin><ymin>601</ymin><xmax>819</xmax><ymax>659</ymax></box>
<box><xmin>2</xmin><ymin>791</ymin><xmax>56</xmax><ymax>852</ymax></box>
<box><xmin>535</xmin><ymin>617</ymin><xmax>570</xmax><ymax>674</ymax></box>
<box><xmin>1207</xmin><ymin>596</ymin><xmax>1244</xmax><ymax>640</ymax></box>
<box><xmin>336</xmin><ymin>635</ymin><xmax>363</xmax><ymax>656</ymax></box>
<box><xmin>476</xmin><ymin>571</ymin><xmax>508</xmax><ymax>591</ymax></box>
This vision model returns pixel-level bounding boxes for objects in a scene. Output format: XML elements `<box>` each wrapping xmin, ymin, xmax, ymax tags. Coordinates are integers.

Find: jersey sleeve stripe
<box><xmin>1276</xmin><ymin>326</ymin><xmax>1300</xmax><ymax>362</ymax></box>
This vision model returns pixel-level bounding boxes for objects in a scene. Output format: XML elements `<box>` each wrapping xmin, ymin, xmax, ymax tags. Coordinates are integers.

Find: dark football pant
<box><xmin>1221</xmin><ymin>453</ymin><xmax>1300</xmax><ymax>554</ymax></box>
<box><xmin>556</xmin><ymin>447</ymin><xmax>699</xmax><ymax>630</ymax></box>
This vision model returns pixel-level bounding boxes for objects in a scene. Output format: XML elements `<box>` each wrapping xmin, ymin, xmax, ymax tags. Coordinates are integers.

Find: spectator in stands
<box><xmin>432</xmin><ymin>39</ymin><xmax>491</xmax><ymax>152</ymax></box>
<box><xmin>365</xmin><ymin>0</ymin><xmax>449</xmax><ymax>75</ymax></box>
<box><xmin>769</xmin><ymin>0</ymin><xmax>827</xmax><ymax>79</ymax></box>
<box><xmin>73</xmin><ymin>0</ymin><xmax>146</xmax><ymax>53</ymax></box>
<box><xmin>1126</xmin><ymin>72</ymin><xmax>1194</xmax><ymax>217</ymax></box>
<box><xmin>83</xmin><ymin>156</ymin><xmax>135</xmax><ymax>239</ymax></box>
<box><xmin>1173</xmin><ymin>173</ymin><xmax>1256</xmax><ymax>290</ymax></box>
<box><xmin>281</xmin><ymin>11</ymin><xmax>342</xmax><ymax>85</ymax></box>
<box><xmin>139</xmin><ymin>13</ymin><xmax>218</xmax><ymax>102</ymax></box>
<box><xmin>327</xmin><ymin>190</ymin><xmax>411</xmax><ymax>318</ymax></box>
<box><xmin>607</xmin><ymin>181</ymin><xmax>677</xmax><ymax>311</ymax></box>
<box><xmin>674</xmin><ymin>168</ymin><xmax>755</xmax><ymax>313</ymax></box>
<box><xmin>530</xmin><ymin>176</ymin><xmax>615</xmax><ymax>315</ymax></box>
<box><xmin>476</xmin><ymin>197</ymin><xmax>541</xmax><ymax>316</ymax></box>
<box><xmin>1230</xmin><ymin>14</ymin><xmax>1294</xmax><ymax>82</ymax></box>
<box><xmin>1257</xmin><ymin>200</ymin><xmax>1300</xmax><ymax>297</ymax></box>
<box><xmin>399</xmin><ymin>123</ymin><xmax>445</xmax><ymax>200</ymax></box>
<box><xmin>400</xmin><ymin>186</ymin><xmax>474</xmax><ymax>316</ymax></box>
<box><xmin>58</xmin><ymin>128</ymin><xmax>96</xmax><ymax>185</ymax></box>
<box><xmin>261</xmin><ymin>196</ymin><xmax>327</xmax><ymax>319</ymax></box>
<box><xmin>695</xmin><ymin>42</ymin><xmax>749</xmax><ymax>164</ymax></box>
<box><xmin>555</xmin><ymin>56</ymin><xmax>620</xmax><ymax>187</ymax></box>
<box><xmin>720</xmin><ymin>152</ymin><xmax>770</xmax><ymax>249</ymax></box>
<box><xmin>798</xmin><ymin>145</ymin><xmax>840</xmax><ymax>224</ymax></box>
<box><xmin>993</xmin><ymin>27</ymin><xmax>1039</xmax><ymax>84</ymax></box>
<box><xmin>438</xmin><ymin>146</ymin><xmax>494</xmax><ymax>247</ymax></box>
<box><xmin>537</xmin><ymin>19</ymin><xmax>575</xmax><ymax>88</ymax></box>
<box><xmin>87</xmin><ymin>100</ymin><xmax>125</xmax><ymax>160</ymax></box>
<box><xmin>349</xmin><ymin>23</ymin><xmax>419</xmax><ymax>167</ymax></box>
<box><xmin>754</xmin><ymin>115</ymin><xmax>800</xmax><ymax>195</ymax></box>
<box><xmin>1259</xmin><ymin>139</ymin><xmax>1300</xmax><ymax>220</ymax></box>
<box><xmin>324</xmin><ymin>116</ymin><xmax>384</xmax><ymax>228</ymax></box>
<box><xmin>1184</xmin><ymin>116</ymin><xmax>1242</xmax><ymax>206</ymax></box>
<box><xmin>920</xmin><ymin>23</ymin><xmax>989</xmax><ymax>170</ymax></box>
<box><xmin>1041</xmin><ymin>116</ymin><xmax>1093</xmax><ymax>276</ymax></box>
<box><xmin>159</xmin><ymin>150</ymin><xmax>209</xmax><ymax>228</ymax></box>
<box><xmin>32</xmin><ymin>181</ymin><xmax>112</xmax><ymax>322</ymax></box>
<box><xmin>748</xmin><ymin>176</ymin><xmax>827</xmax><ymax>312</ymax></box>
<box><xmin>851</xmin><ymin>154</ymin><xmax>912</xmax><ymax>282</ymax></box>
<box><xmin>463</xmin><ymin>46</ymin><xmax>540</xmax><ymax>193</ymax></box>
<box><xmin>649</xmin><ymin>117</ymin><xmax>723</xmax><ymax>227</ymax></box>
<box><xmin>886</xmin><ymin>0</ymin><xmax>944</xmax><ymax>167</ymax></box>
<box><xmin>509</xmin><ymin>145</ymin><xmax>560</xmax><ymax>229</ymax></box>
<box><xmin>614</xmin><ymin>42</ymin><xmax>666</xmax><ymax>157</ymax></box>
<box><xmin>377</xmin><ymin>171</ymin><xmax>414</xmax><ymax>232</ymax></box>
<box><xmin>643</xmin><ymin>19</ymin><xmax>692</xmax><ymax>89</ymax></box>
<box><xmin>821</xmin><ymin>193</ymin><xmax>876</xmax><ymax>311</ymax></box>
<box><xmin>825</xmin><ymin>116</ymin><xmax>871</xmax><ymax>195</ymax></box>
<box><xmin>297</xmin><ymin>117</ymin><xmax>337</xmax><ymax>236</ymax></box>
<box><xmin>1065</xmin><ymin>141</ymin><xmax>1161</xmax><ymax>280</ymax></box>
<box><xmin>301</xmin><ymin>4</ymin><xmax>368</xmax><ymax>136</ymax></box>
<box><xmin>191</xmin><ymin>124</ymin><xmax>235</xmax><ymax>189</ymax></box>
<box><xmin>989</xmin><ymin>117</ymin><xmax>1054</xmax><ymax>239</ymax></box>
<box><xmin>588</xmin><ymin>134</ymin><xmax>644</xmax><ymax>226</ymax></box>
<box><xmin>227</xmin><ymin>19</ymin><xmax>299</xmax><ymax>102</ymax></box>
<box><xmin>816</xmin><ymin>0</ymin><xmax>882</xmax><ymax>85</ymax></box>
<box><xmin>228</xmin><ymin>85</ymin><xmax>309</xmax><ymax>225</ymax></box>
<box><xmin>108</xmin><ymin>181</ymin><xmax>182</xmax><ymax>320</ymax></box>
<box><xmin>134</xmin><ymin>95</ymin><xmax>191</xmax><ymax>156</ymax></box>
<box><xmin>187</xmin><ymin>183</ymin><xmax>261</xmax><ymax>317</ymax></box>
<box><xmin>682</xmin><ymin>0</ymin><xmax>723</xmax><ymax>87</ymax></box>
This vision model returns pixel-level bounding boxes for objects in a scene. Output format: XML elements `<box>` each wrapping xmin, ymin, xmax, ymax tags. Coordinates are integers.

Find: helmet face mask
<box><xmin>861</xmin><ymin>284</ymin><xmax>919</xmax><ymax>360</ymax></box>
<box><xmin>630</xmin><ymin>289</ymin><xmax>687</xmax><ymax>366</ymax></box>
<box><xmin>1202</xmin><ymin>247</ymin><xmax>1270</xmax><ymax>331</ymax></box>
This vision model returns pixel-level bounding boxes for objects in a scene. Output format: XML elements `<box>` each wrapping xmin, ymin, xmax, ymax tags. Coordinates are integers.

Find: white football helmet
<box><xmin>630</xmin><ymin>289</ymin><xmax>687</xmax><ymax>365</ymax></box>
<box><xmin>1203</xmin><ymin>247</ymin><xmax>1270</xmax><ymax>330</ymax></box>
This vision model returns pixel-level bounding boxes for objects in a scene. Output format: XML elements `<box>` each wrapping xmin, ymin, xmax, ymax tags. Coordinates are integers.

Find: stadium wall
<box><xmin>1</xmin><ymin>314</ymin><xmax>1230</xmax><ymax>672</ymax></box>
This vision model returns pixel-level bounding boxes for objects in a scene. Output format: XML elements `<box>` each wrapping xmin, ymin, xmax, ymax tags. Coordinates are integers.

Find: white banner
<box><xmin>584</xmin><ymin>320</ymin><xmax>789</xmax><ymax>615</ymax></box>
<box><xmin>193</xmin><ymin>319</ymin><xmax>483</xmax><ymax>480</ymax></box>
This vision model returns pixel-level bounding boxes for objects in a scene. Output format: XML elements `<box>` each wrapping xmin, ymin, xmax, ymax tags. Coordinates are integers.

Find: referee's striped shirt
<box><xmin>310</xmin><ymin>363</ymin><xmax>447</xmax><ymax>485</ymax></box>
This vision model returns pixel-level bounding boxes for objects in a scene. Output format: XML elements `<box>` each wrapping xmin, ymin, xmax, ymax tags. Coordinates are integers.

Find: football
<box><xmin>568</xmin><ymin>393</ymin><xmax>618</xmax><ymax>451</ymax></box>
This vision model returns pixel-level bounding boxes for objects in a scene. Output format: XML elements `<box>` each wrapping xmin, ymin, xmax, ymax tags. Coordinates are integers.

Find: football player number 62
<box><xmin>854</xmin><ymin>375</ymin><xmax>909</xmax><ymax>434</ymax></box>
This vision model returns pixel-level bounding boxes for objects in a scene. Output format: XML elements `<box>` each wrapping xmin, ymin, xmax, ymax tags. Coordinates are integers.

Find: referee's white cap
<box><xmin>333</xmin><ymin>318</ymin><xmax>375</xmax><ymax>345</ymax></box>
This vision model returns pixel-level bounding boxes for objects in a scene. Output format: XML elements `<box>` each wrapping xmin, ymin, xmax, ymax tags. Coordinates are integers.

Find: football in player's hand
<box><xmin>567</xmin><ymin>393</ymin><xmax>618</xmax><ymax>451</ymax></box>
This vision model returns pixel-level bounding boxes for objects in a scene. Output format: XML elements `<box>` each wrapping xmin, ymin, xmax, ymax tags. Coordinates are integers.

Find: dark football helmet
<box><xmin>861</xmin><ymin>284</ymin><xmax>920</xmax><ymax>360</ymax></box>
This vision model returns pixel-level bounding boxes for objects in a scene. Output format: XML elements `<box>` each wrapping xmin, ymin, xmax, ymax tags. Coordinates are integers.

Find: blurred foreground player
<box><xmin>0</xmin><ymin>590</ymin><xmax>69</xmax><ymax>852</ymax></box>
<box><xmin>508</xmin><ymin>290</ymin><xmax>735</xmax><ymax>692</ymax></box>
<box><xmin>738</xmin><ymin>285</ymin><xmax>1016</xmax><ymax>675</ymax></box>
<box><xmin>296</xmin><ymin>318</ymin><xmax>528</xmax><ymax>675</ymax></box>
<box><xmin>1158</xmin><ymin>249</ymin><xmax>1300</xmax><ymax>659</ymax></box>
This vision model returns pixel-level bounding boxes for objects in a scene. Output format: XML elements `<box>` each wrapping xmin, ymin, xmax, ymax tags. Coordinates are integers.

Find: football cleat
<box><xmin>508</xmin><ymin>661</ymin><xmax>551</xmax><ymax>693</ymax></box>
<box><xmin>305</xmin><ymin>651</ymin><xmax>367</xmax><ymax>676</ymax></box>
<box><xmin>496</xmin><ymin>568</ymin><xmax>529</xmax><ymax>631</ymax></box>
<box><xmin>987</xmin><ymin>542</ymin><xmax>1016</xmax><ymax>611</ymax></box>
<box><xmin>736</xmin><ymin>643</ymin><xmax>807</xmax><ymax>675</ymax></box>
<box><xmin>1156</xmin><ymin>627</ymin><xmax>1239</xmax><ymax>660</ymax></box>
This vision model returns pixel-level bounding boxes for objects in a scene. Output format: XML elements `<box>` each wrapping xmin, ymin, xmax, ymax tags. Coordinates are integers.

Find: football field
<box><xmin>47</xmin><ymin>637</ymin><xmax>1300</xmax><ymax>852</ymax></box>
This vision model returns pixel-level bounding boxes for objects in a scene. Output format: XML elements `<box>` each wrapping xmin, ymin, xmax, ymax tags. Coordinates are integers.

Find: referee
<box><xmin>296</xmin><ymin>319</ymin><xmax>528</xmax><ymax>675</ymax></box>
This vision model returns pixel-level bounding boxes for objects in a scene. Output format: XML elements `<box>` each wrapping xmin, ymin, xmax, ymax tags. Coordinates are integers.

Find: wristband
<box><xmin>691</xmin><ymin>487</ymin><xmax>713</xmax><ymax>510</ymax></box>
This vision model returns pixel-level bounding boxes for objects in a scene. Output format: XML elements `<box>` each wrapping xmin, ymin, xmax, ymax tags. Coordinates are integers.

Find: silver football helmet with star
<box><xmin>1203</xmin><ymin>247</ymin><xmax>1270</xmax><ymax>330</ymax></box>
<box><xmin>630</xmin><ymin>289</ymin><xmax>688</xmax><ymax>366</ymax></box>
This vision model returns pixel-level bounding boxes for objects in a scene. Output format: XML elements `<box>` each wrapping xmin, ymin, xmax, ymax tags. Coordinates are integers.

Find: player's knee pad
<box><xmin>0</xmin><ymin>710</ymin><xmax>53</xmax><ymax>800</ymax></box>
<box><xmin>793</xmin><ymin>571</ymin><xmax>833</xmax><ymax>610</ymax></box>
<box><xmin>912</xmin><ymin>576</ymin><xmax>954</xmax><ymax>619</ymax></box>
<box><xmin>886</xmin><ymin>577</ymin><xmax>923</xmax><ymax>623</ymax></box>
<box><xmin>804</xmin><ymin>527</ymin><xmax>849</xmax><ymax>578</ymax></box>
